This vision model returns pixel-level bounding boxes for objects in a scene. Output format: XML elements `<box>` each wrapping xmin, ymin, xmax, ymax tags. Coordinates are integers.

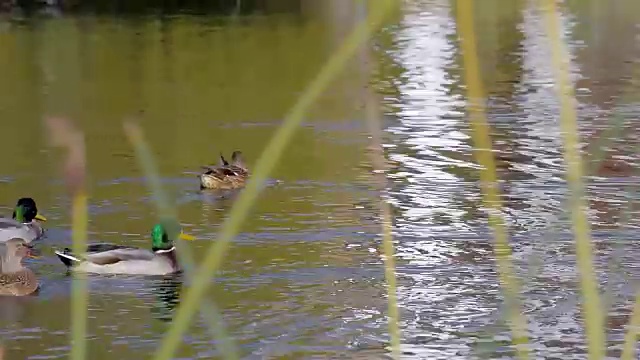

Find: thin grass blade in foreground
<box><xmin>621</xmin><ymin>290</ymin><xmax>640</xmax><ymax>360</ymax></box>
<box><xmin>46</xmin><ymin>117</ymin><xmax>88</xmax><ymax>360</ymax></box>
<box><xmin>123</xmin><ymin>122</ymin><xmax>196</xmax><ymax>240</ymax></box>
<box><xmin>123</xmin><ymin>122</ymin><xmax>239</xmax><ymax>360</ymax></box>
<box><xmin>152</xmin><ymin>2</ymin><xmax>398</xmax><ymax>359</ymax></box>
<box><xmin>541</xmin><ymin>2</ymin><xmax>605</xmax><ymax>359</ymax></box>
<box><xmin>455</xmin><ymin>1</ymin><xmax>529</xmax><ymax>358</ymax></box>
<box><xmin>600</xmin><ymin>138</ymin><xmax>640</xmax><ymax>315</ymax></box>
<box><xmin>521</xmin><ymin>109</ymin><xmax>629</xmax><ymax>301</ymax></box>
<box><xmin>615</xmin><ymin>143</ymin><xmax>640</xmax><ymax>358</ymax></box>
<box><xmin>358</xmin><ymin>1</ymin><xmax>401</xmax><ymax>357</ymax></box>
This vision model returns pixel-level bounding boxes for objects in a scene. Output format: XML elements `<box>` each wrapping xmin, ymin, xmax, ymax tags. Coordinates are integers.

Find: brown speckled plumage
<box><xmin>0</xmin><ymin>269</ymin><xmax>38</xmax><ymax>296</ymax></box>
<box><xmin>199</xmin><ymin>151</ymin><xmax>249</xmax><ymax>190</ymax></box>
<box><xmin>0</xmin><ymin>238</ymin><xmax>39</xmax><ymax>296</ymax></box>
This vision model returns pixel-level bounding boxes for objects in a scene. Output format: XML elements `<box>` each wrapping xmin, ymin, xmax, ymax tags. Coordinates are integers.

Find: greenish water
<box><xmin>0</xmin><ymin>0</ymin><xmax>639</xmax><ymax>358</ymax></box>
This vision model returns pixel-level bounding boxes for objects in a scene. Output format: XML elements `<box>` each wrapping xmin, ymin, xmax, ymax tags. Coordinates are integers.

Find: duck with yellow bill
<box><xmin>0</xmin><ymin>198</ymin><xmax>47</xmax><ymax>243</ymax></box>
<box><xmin>54</xmin><ymin>223</ymin><xmax>195</xmax><ymax>275</ymax></box>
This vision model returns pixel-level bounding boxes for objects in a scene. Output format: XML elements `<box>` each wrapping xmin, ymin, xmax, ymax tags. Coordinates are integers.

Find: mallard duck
<box><xmin>0</xmin><ymin>238</ymin><xmax>40</xmax><ymax>296</ymax></box>
<box><xmin>199</xmin><ymin>151</ymin><xmax>249</xmax><ymax>190</ymax></box>
<box><xmin>0</xmin><ymin>198</ymin><xmax>47</xmax><ymax>243</ymax></box>
<box><xmin>54</xmin><ymin>223</ymin><xmax>195</xmax><ymax>275</ymax></box>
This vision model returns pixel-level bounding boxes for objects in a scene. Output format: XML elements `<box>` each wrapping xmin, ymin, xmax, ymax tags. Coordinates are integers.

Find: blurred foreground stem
<box><xmin>45</xmin><ymin>117</ymin><xmax>88</xmax><ymax>360</ymax></box>
<box><xmin>621</xmin><ymin>290</ymin><xmax>640</xmax><ymax>360</ymax></box>
<box><xmin>455</xmin><ymin>1</ymin><xmax>529</xmax><ymax>358</ymax></box>
<box><xmin>358</xmin><ymin>1</ymin><xmax>401</xmax><ymax>357</ymax></box>
<box><xmin>70</xmin><ymin>192</ymin><xmax>88</xmax><ymax>360</ymax></box>
<box><xmin>541</xmin><ymin>2</ymin><xmax>605</xmax><ymax>359</ymax></box>
<box><xmin>124</xmin><ymin>122</ymin><xmax>238</xmax><ymax>360</ymax></box>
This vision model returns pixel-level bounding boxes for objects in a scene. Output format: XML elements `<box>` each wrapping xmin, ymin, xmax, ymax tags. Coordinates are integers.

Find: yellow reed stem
<box><xmin>359</xmin><ymin>1</ymin><xmax>401</xmax><ymax>357</ymax></box>
<box><xmin>70</xmin><ymin>191</ymin><xmax>88</xmax><ymax>360</ymax></box>
<box><xmin>455</xmin><ymin>1</ymin><xmax>529</xmax><ymax>358</ymax></box>
<box><xmin>621</xmin><ymin>290</ymin><xmax>640</xmax><ymax>360</ymax></box>
<box><xmin>541</xmin><ymin>2</ymin><xmax>604</xmax><ymax>359</ymax></box>
<box><xmin>123</xmin><ymin>122</ymin><xmax>239</xmax><ymax>360</ymax></box>
<box><xmin>45</xmin><ymin>117</ymin><xmax>88</xmax><ymax>360</ymax></box>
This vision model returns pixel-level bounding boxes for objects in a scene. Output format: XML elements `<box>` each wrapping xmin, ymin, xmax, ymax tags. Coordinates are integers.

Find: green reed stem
<box><xmin>359</xmin><ymin>1</ymin><xmax>401</xmax><ymax>357</ymax></box>
<box><xmin>45</xmin><ymin>117</ymin><xmax>88</xmax><ymax>360</ymax></box>
<box><xmin>541</xmin><ymin>1</ymin><xmax>604</xmax><ymax>359</ymax></box>
<box><xmin>380</xmin><ymin>193</ymin><xmax>401</xmax><ymax>359</ymax></box>
<box><xmin>365</xmin><ymin>103</ymin><xmax>401</xmax><ymax>358</ymax></box>
<box><xmin>70</xmin><ymin>192</ymin><xmax>88</xmax><ymax>360</ymax></box>
<box><xmin>621</xmin><ymin>290</ymin><xmax>640</xmax><ymax>360</ymax></box>
<box><xmin>600</xmin><ymin>139</ymin><xmax>640</xmax><ymax>314</ymax></box>
<box><xmin>455</xmin><ymin>1</ymin><xmax>529</xmax><ymax>358</ymax></box>
<box><xmin>124</xmin><ymin>123</ymin><xmax>239</xmax><ymax>360</ymax></box>
<box><xmin>151</xmin><ymin>2</ymin><xmax>397</xmax><ymax>359</ymax></box>
<box><xmin>123</xmin><ymin>124</ymin><xmax>174</xmax><ymax>218</ymax></box>
<box><xmin>616</xmin><ymin>142</ymin><xmax>640</xmax><ymax>359</ymax></box>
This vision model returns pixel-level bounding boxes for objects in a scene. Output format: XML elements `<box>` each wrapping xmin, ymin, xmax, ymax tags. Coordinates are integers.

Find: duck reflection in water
<box><xmin>149</xmin><ymin>274</ymin><xmax>183</xmax><ymax>322</ymax></box>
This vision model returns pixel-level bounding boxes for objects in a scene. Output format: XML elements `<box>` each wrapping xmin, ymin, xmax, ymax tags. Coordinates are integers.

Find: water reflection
<box><xmin>379</xmin><ymin>0</ymin><xmax>640</xmax><ymax>358</ymax></box>
<box><xmin>148</xmin><ymin>275</ymin><xmax>183</xmax><ymax>322</ymax></box>
<box><xmin>0</xmin><ymin>295</ymin><xmax>39</xmax><ymax>325</ymax></box>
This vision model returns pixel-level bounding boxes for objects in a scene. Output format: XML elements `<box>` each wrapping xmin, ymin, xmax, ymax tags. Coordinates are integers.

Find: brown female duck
<box><xmin>0</xmin><ymin>238</ymin><xmax>40</xmax><ymax>296</ymax></box>
<box><xmin>199</xmin><ymin>151</ymin><xmax>249</xmax><ymax>190</ymax></box>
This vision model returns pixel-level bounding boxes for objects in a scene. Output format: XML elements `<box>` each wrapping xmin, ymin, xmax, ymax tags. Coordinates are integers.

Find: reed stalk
<box><xmin>45</xmin><ymin>117</ymin><xmax>89</xmax><ymax>360</ymax></box>
<box><xmin>455</xmin><ymin>1</ymin><xmax>529</xmax><ymax>358</ymax></box>
<box><xmin>541</xmin><ymin>1</ymin><xmax>605</xmax><ymax>358</ymax></box>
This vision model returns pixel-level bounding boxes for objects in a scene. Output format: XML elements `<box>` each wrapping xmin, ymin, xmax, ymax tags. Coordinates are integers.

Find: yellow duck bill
<box><xmin>179</xmin><ymin>231</ymin><xmax>195</xmax><ymax>241</ymax></box>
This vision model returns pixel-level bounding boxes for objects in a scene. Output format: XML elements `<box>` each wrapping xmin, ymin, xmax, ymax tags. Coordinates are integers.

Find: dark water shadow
<box><xmin>2</xmin><ymin>0</ymin><xmax>305</xmax><ymax>17</ymax></box>
<box><xmin>0</xmin><ymin>294</ymin><xmax>40</xmax><ymax>324</ymax></box>
<box><xmin>54</xmin><ymin>270</ymin><xmax>185</xmax><ymax>322</ymax></box>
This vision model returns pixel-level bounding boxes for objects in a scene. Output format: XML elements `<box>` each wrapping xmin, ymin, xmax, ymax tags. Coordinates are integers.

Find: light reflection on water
<box><xmin>382</xmin><ymin>0</ymin><xmax>640</xmax><ymax>358</ymax></box>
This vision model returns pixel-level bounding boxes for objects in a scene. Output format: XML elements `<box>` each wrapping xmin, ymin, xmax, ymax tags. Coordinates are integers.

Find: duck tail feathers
<box><xmin>55</xmin><ymin>248</ymin><xmax>81</xmax><ymax>267</ymax></box>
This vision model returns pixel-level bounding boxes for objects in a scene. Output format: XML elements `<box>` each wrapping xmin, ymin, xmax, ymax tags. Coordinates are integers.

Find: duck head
<box><xmin>150</xmin><ymin>223</ymin><xmax>195</xmax><ymax>254</ymax></box>
<box><xmin>12</xmin><ymin>198</ymin><xmax>46</xmax><ymax>223</ymax></box>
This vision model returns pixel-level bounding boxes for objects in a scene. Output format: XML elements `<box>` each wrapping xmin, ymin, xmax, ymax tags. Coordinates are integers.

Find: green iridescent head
<box><xmin>151</xmin><ymin>223</ymin><xmax>195</xmax><ymax>253</ymax></box>
<box><xmin>12</xmin><ymin>198</ymin><xmax>47</xmax><ymax>223</ymax></box>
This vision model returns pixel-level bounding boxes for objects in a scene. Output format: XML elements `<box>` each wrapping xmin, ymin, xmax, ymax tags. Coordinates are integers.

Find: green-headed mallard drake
<box><xmin>0</xmin><ymin>238</ymin><xmax>40</xmax><ymax>296</ymax></box>
<box><xmin>199</xmin><ymin>151</ymin><xmax>249</xmax><ymax>190</ymax></box>
<box><xmin>54</xmin><ymin>223</ymin><xmax>195</xmax><ymax>275</ymax></box>
<box><xmin>0</xmin><ymin>198</ymin><xmax>47</xmax><ymax>243</ymax></box>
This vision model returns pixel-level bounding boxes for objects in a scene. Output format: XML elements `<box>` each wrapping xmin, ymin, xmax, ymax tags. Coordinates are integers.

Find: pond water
<box><xmin>0</xmin><ymin>0</ymin><xmax>639</xmax><ymax>358</ymax></box>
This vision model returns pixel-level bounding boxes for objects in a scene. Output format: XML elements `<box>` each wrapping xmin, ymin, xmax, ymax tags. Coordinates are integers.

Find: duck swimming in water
<box><xmin>54</xmin><ymin>223</ymin><xmax>195</xmax><ymax>275</ymax></box>
<box><xmin>199</xmin><ymin>151</ymin><xmax>249</xmax><ymax>190</ymax></box>
<box><xmin>0</xmin><ymin>238</ymin><xmax>41</xmax><ymax>296</ymax></box>
<box><xmin>0</xmin><ymin>198</ymin><xmax>47</xmax><ymax>243</ymax></box>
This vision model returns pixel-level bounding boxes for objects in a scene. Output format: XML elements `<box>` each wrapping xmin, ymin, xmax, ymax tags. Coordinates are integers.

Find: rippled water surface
<box><xmin>1</xmin><ymin>0</ymin><xmax>640</xmax><ymax>358</ymax></box>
